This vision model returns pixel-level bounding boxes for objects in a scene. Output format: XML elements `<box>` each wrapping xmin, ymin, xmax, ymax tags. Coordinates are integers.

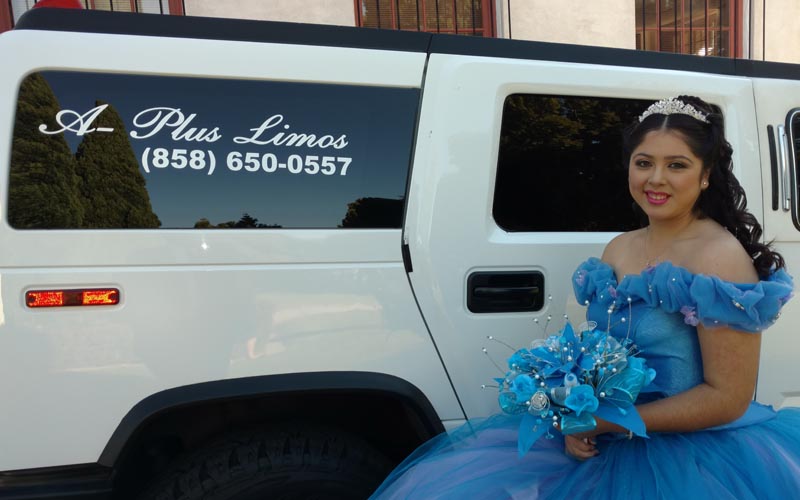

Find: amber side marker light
<box><xmin>26</xmin><ymin>288</ymin><xmax>120</xmax><ymax>308</ymax></box>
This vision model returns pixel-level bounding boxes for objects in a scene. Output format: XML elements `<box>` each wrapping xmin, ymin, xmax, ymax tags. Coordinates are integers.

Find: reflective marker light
<box><xmin>26</xmin><ymin>288</ymin><xmax>120</xmax><ymax>308</ymax></box>
<box><xmin>82</xmin><ymin>289</ymin><xmax>119</xmax><ymax>305</ymax></box>
<box><xmin>27</xmin><ymin>291</ymin><xmax>64</xmax><ymax>307</ymax></box>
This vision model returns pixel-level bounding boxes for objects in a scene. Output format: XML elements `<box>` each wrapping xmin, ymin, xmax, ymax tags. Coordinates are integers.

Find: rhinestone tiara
<box><xmin>638</xmin><ymin>97</ymin><xmax>710</xmax><ymax>124</ymax></box>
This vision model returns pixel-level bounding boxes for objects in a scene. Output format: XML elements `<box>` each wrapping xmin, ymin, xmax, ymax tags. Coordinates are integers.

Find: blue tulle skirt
<box><xmin>370</xmin><ymin>407</ymin><xmax>800</xmax><ymax>499</ymax></box>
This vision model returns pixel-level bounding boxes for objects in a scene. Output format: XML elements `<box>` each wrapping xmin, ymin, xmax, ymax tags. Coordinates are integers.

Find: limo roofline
<box><xmin>14</xmin><ymin>8</ymin><xmax>433</xmax><ymax>53</ymax></box>
<box><xmin>13</xmin><ymin>7</ymin><xmax>800</xmax><ymax>81</ymax></box>
<box><xmin>430</xmin><ymin>33</ymin><xmax>800</xmax><ymax>81</ymax></box>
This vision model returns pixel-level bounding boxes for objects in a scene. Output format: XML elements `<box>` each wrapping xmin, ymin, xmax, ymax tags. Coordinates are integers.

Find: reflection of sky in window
<box><xmin>40</xmin><ymin>72</ymin><xmax>418</xmax><ymax>228</ymax></box>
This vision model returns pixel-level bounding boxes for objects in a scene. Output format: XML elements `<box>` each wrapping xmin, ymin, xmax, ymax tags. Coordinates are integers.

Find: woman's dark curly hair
<box><xmin>622</xmin><ymin>95</ymin><xmax>784</xmax><ymax>278</ymax></box>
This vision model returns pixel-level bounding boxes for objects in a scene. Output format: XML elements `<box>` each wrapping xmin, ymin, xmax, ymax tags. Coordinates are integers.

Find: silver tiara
<box><xmin>638</xmin><ymin>97</ymin><xmax>710</xmax><ymax>124</ymax></box>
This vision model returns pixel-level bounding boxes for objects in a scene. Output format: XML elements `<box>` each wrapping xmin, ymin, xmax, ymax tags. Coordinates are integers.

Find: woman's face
<box><xmin>628</xmin><ymin>129</ymin><xmax>709</xmax><ymax>224</ymax></box>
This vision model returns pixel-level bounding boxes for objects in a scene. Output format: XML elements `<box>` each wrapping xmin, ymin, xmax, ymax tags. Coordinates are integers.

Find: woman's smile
<box><xmin>628</xmin><ymin>129</ymin><xmax>708</xmax><ymax>222</ymax></box>
<box><xmin>645</xmin><ymin>191</ymin><xmax>670</xmax><ymax>205</ymax></box>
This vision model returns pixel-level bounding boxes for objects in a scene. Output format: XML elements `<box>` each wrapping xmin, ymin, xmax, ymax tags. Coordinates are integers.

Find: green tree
<box><xmin>194</xmin><ymin>217</ymin><xmax>212</xmax><ymax>229</ymax></box>
<box><xmin>233</xmin><ymin>213</ymin><xmax>280</xmax><ymax>228</ymax></box>
<box><xmin>235</xmin><ymin>213</ymin><xmax>259</xmax><ymax>228</ymax></box>
<box><xmin>340</xmin><ymin>197</ymin><xmax>403</xmax><ymax>228</ymax></box>
<box><xmin>8</xmin><ymin>73</ymin><xmax>84</xmax><ymax>228</ymax></box>
<box><xmin>495</xmin><ymin>96</ymin><xmax>646</xmax><ymax>231</ymax></box>
<box><xmin>192</xmin><ymin>214</ymin><xmax>281</xmax><ymax>229</ymax></box>
<box><xmin>75</xmin><ymin>100</ymin><xmax>160</xmax><ymax>228</ymax></box>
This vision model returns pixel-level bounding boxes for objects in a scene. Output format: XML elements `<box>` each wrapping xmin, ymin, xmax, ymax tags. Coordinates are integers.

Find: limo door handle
<box><xmin>777</xmin><ymin>124</ymin><xmax>791</xmax><ymax>212</ymax></box>
<box><xmin>473</xmin><ymin>286</ymin><xmax>538</xmax><ymax>297</ymax></box>
<box><xmin>467</xmin><ymin>271</ymin><xmax>544</xmax><ymax>313</ymax></box>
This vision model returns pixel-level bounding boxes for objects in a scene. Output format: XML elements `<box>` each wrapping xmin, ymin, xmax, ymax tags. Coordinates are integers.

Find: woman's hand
<box><xmin>559</xmin><ymin>417</ymin><xmax>616</xmax><ymax>460</ymax></box>
<box><xmin>564</xmin><ymin>435</ymin><xmax>598</xmax><ymax>460</ymax></box>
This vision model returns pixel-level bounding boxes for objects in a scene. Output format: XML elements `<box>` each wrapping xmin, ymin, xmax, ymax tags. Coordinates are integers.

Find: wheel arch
<box><xmin>104</xmin><ymin>372</ymin><xmax>445</xmax><ymax>495</ymax></box>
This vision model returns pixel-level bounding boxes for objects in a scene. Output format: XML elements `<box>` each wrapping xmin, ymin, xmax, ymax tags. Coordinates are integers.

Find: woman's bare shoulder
<box><xmin>686</xmin><ymin>222</ymin><xmax>758</xmax><ymax>284</ymax></box>
<box><xmin>601</xmin><ymin>229</ymin><xmax>644</xmax><ymax>267</ymax></box>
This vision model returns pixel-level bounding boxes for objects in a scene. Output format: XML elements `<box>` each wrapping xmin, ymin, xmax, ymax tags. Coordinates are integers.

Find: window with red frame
<box><xmin>355</xmin><ymin>0</ymin><xmax>495</xmax><ymax>37</ymax></box>
<box><xmin>4</xmin><ymin>0</ymin><xmax>183</xmax><ymax>31</ymax></box>
<box><xmin>636</xmin><ymin>0</ymin><xmax>742</xmax><ymax>57</ymax></box>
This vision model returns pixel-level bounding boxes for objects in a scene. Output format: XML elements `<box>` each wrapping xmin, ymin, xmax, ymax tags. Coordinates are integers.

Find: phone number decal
<box><xmin>141</xmin><ymin>148</ymin><xmax>353</xmax><ymax>176</ymax></box>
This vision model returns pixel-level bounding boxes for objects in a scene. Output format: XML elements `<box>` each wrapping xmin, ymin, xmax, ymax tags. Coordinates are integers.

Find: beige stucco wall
<box><xmin>183</xmin><ymin>0</ymin><xmax>798</xmax><ymax>63</ymax></box>
<box><xmin>751</xmin><ymin>0</ymin><xmax>800</xmax><ymax>64</ymax></box>
<box><xmin>184</xmin><ymin>0</ymin><xmax>356</xmax><ymax>26</ymax></box>
<box><xmin>496</xmin><ymin>0</ymin><xmax>634</xmax><ymax>49</ymax></box>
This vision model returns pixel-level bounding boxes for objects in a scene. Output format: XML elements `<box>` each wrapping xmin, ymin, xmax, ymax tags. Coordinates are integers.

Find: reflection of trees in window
<box><xmin>340</xmin><ymin>197</ymin><xmax>404</xmax><ymax>228</ymax></box>
<box><xmin>75</xmin><ymin>100</ymin><xmax>161</xmax><ymax>228</ymax></box>
<box><xmin>193</xmin><ymin>213</ymin><xmax>281</xmax><ymax>229</ymax></box>
<box><xmin>10</xmin><ymin>76</ymin><xmax>161</xmax><ymax>229</ymax></box>
<box><xmin>356</xmin><ymin>0</ymin><xmax>494</xmax><ymax>37</ymax></box>
<box><xmin>8</xmin><ymin>73</ymin><xmax>84</xmax><ymax>228</ymax></box>
<box><xmin>494</xmin><ymin>95</ymin><xmax>647</xmax><ymax>232</ymax></box>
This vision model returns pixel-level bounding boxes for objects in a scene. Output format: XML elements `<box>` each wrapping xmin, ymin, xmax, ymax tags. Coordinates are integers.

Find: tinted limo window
<box><xmin>493</xmin><ymin>95</ymin><xmax>651</xmax><ymax>232</ymax></box>
<box><xmin>8</xmin><ymin>71</ymin><xmax>418</xmax><ymax>229</ymax></box>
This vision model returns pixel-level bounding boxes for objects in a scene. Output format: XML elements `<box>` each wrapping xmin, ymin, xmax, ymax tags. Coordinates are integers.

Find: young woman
<box><xmin>371</xmin><ymin>96</ymin><xmax>800</xmax><ymax>499</ymax></box>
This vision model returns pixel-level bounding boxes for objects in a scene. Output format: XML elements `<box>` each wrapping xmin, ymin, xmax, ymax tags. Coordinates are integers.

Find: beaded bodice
<box><xmin>573</xmin><ymin>258</ymin><xmax>793</xmax><ymax>398</ymax></box>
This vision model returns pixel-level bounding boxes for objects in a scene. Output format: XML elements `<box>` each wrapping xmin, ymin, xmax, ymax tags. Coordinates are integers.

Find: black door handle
<box><xmin>467</xmin><ymin>272</ymin><xmax>544</xmax><ymax>313</ymax></box>
<box><xmin>473</xmin><ymin>286</ymin><xmax>539</xmax><ymax>298</ymax></box>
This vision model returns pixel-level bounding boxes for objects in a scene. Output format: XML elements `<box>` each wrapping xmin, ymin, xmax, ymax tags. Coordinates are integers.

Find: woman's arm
<box><xmin>598</xmin><ymin>323</ymin><xmax>760</xmax><ymax>434</ymax></box>
<box><xmin>640</xmin><ymin>324</ymin><xmax>760</xmax><ymax>430</ymax></box>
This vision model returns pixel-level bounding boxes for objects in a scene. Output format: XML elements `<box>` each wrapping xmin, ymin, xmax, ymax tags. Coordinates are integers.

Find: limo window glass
<box><xmin>493</xmin><ymin>95</ymin><xmax>651</xmax><ymax>232</ymax></box>
<box><xmin>790</xmin><ymin>110</ymin><xmax>800</xmax><ymax>220</ymax></box>
<box><xmin>792</xmin><ymin>110</ymin><xmax>800</xmax><ymax>171</ymax></box>
<box><xmin>8</xmin><ymin>71</ymin><xmax>418</xmax><ymax>229</ymax></box>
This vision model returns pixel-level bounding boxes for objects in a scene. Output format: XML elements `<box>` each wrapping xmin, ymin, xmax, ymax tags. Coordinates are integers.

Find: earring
<box><xmin>702</xmin><ymin>181</ymin><xmax>708</xmax><ymax>187</ymax></box>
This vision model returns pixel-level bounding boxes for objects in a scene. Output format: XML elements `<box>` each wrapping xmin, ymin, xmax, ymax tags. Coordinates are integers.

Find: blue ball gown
<box><xmin>371</xmin><ymin>258</ymin><xmax>800</xmax><ymax>499</ymax></box>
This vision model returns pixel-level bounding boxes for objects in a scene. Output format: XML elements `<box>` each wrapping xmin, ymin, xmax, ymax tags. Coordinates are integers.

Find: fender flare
<box><xmin>99</xmin><ymin>371</ymin><xmax>444</xmax><ymax>467</ymax></box>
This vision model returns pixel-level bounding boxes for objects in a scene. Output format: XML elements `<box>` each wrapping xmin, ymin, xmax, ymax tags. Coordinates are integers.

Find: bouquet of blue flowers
<box><xmin>494</xmin><ymin>322</ymin><xmax>656</xmax><ymax>456</ymax></box>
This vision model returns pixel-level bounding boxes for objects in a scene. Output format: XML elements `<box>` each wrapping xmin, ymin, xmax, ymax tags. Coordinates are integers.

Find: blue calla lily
<box><xmin>530</xmin><ymin>345</ymin><xmax>560</xmax><ymax>365</ymax></box>
<box><xmin>561</xmin><ymin>323</ymin><xmax>577</xmax><ymax>344</ymax></box>
<box><xmin>595</xmin><ymin>404</ymin><xmax>648</xmax><ymax>438</ymax></box>
<box><xmin>597</xmin><ymin>360</ymin><xmax>655</xmax><ymax>409</ymax></box>
<box><xmin>518</xmin><ymin>413</ymin><xmax>550</xmax><ymax>457</ymax></box>
<box><xmin>508</xmin><ymin>349</ymin><xmax>533</xmax><ymax>371</ymax></box>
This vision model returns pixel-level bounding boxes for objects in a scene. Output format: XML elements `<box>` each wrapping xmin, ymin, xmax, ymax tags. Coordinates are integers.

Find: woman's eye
<box><xmin>669</xmin><ymin>162</ymin><xmax>686</xmax><ymax>169</ymax></box>
<box><xmin>636</xmin><ymin>160</ymin><xmax>651</xmax><ymax>168</ymax></box>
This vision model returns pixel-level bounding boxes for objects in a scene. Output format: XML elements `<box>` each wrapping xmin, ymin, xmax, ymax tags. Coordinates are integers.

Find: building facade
<box><xmin>1</xmin><ymin>1</ymin><xmax>799</xmax><ymax>63</ymax></box>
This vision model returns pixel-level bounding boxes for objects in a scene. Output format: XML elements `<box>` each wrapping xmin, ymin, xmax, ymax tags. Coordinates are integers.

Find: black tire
<box><xmin>138</xmin><ymin>426</ymin><xmax>393</xmax><ymax>500</ymax></box>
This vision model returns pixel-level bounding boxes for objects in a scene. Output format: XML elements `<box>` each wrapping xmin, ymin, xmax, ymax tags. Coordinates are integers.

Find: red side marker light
<box><xmin>26</xmin><ymin>291</ymin><xmax>64</xmax><ymax>307</ymax></box>
<box><xmin>83</xmin><ymin>289</ymin><xmax>119</xmax><ymax>305</ymax></box>
<box><xmin>26</xmin><ymin>288</ymin><xmax>120</xmax><ymax>308</ymax></box>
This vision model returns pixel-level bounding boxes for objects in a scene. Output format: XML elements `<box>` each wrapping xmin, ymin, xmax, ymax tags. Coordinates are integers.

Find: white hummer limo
<box><xmin>1</xmin><ymin>7</ymin><xmax>799</xmax><ymax>500</ymax></box>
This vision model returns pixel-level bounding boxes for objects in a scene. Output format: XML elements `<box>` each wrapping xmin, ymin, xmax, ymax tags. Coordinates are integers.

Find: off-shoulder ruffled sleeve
<box><xmin>573</xmin><ymin>258</ymin><xmax>794</xmax><ymax>333</ymax></box>
<box><xmin>573</xmin><ymin>257</ymin><xmax>616</xmax><ymax>306</ymax></box>
<box><xmin>687</xmin><ymin>267</ymin><xmax>794</xmax><ymax>332</ymax></box>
